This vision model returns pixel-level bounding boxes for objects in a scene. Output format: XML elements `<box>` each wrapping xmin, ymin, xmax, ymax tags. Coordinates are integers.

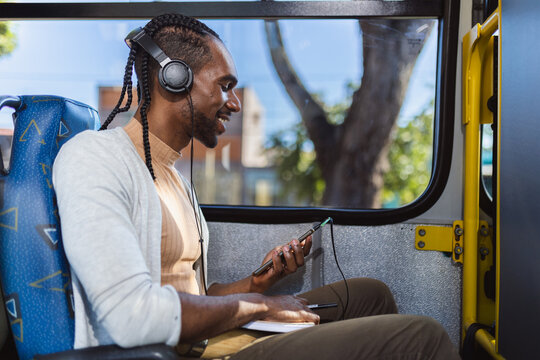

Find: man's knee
<box><xmin>400</xmin><ymin>315</ymin><xmax>459</xmax><ymax>359</ymax></box>
<box><xmin>347</xmin><ymin>278</ymin><xmax>398</xmax><ymax>315</ymax></box>
<box><xmin>407</xmin><ymin>314</ymin><xmax>448</xmax><ymax>337</ymax></box>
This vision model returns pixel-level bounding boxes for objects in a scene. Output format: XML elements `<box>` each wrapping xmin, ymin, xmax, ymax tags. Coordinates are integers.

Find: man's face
<box><xmin>189</xmin><ymin>38</ymin><xmax>241</xmax><ymax>148</ymax></box>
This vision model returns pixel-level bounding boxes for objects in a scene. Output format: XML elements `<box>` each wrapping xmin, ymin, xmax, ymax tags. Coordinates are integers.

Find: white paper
<box><xmin>241</xmin><ymin>320</ymin><xmax>315</xmax><ymax>333</ymax></box>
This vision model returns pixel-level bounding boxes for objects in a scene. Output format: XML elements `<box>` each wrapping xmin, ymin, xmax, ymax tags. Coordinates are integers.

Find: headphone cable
<box><xmin>186</xmin><ymin>90</ymin><xmax>208</xmax><ymax>295</ymax></box>
<box><xmin>328</xmin><ymin>218</ymin><xmax>349</xmax><ymax>320</ymax></box>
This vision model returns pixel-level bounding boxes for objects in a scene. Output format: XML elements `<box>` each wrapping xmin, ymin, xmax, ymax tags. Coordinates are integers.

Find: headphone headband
<box><xmin>125</xmin><ymin>27</ymin><xmax>170</xmax><ymax>67</ymax></box>
<box><xmin>125</xmin><ymin>26</ymin><xmax>193</xmax><ymax>93</ymax></box>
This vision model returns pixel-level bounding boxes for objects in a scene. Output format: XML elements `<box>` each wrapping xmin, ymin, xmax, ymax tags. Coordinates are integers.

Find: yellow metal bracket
<box><xmin>452</xmin><ymin>221</ymin><xmax>464</xmax><ymax>264</ymax></box>
<box><xmin>478</xmin><ymin>220</ymin><xmax>491</xmax><ymax>262</ymax></box>
<box><xmin>415</xmin><ymin>221</ymin><xmax>464</xmax><ymax>264</ymax></box>
<box><xmin>415</xmin><ymin>225</ymin><xmax>452</xmax><ymax>252</ymax></box>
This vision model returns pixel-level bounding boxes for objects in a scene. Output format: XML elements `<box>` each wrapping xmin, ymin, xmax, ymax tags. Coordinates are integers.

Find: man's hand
<box><xmin>178</xmin><ymin>292</ymin><xmax>319</xmax><ymax>343</ymax></box>
<box><xmin>207</xmin><ymin>236</ymin><xmax>313</xmax><ymax>296</ymax></box>
<box><xmin>263</xmin><ymin>295</ymin><xmax>320</xmax><ymax>324</ymax></box>
<box><xmin>251</xmin><ymin>235</ymin><xmax>313</xmax><ymax>292</ymax></box>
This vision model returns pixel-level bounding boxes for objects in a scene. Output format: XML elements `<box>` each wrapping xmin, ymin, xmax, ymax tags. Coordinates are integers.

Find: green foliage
<box><xmin>267</xmin><ymin>124</ymin><xmax>325</xmax><ymax>206</ymax></box>
<box><xmin>0</xmin><ymin>20</ymin><xmax>17</xmax><ymax>57</ymax></box>
<box><xmin>316</xmin><ymin>82</ymin><xmax>356</xmax><ymax>126</ymax></box>
<box><xmin>382</xmin><ymin>103</ymin><xmax>434</xmax><ymax>207</ymax></box>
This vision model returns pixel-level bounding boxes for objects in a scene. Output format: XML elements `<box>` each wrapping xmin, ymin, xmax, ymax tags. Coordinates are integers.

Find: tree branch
<box><xmin>264</xmin><ymin>20</ymin><xmax>337</xmax><ymax>171</ymax></box>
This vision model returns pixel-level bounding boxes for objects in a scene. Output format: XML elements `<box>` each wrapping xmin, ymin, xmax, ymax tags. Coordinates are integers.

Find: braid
<box><xmin>140</xmin><ymin>53</ymin><xmax>156</xmax><ymax>180</ymax></box>
<box><xmin>100</xmin><ymin>46</ymin><xmax>137</xmax><ymax>130</ymax></box>
<box><xmin>144</xmin><ymin>13</ymin><xmax>220</xmax><ymax>40</ymax></box>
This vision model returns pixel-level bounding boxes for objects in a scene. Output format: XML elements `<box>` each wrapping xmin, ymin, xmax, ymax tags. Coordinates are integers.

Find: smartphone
<box><xmin>251</xmin><ymin>218</ymin><xmax>332</xmax><ymax>276</ymax></box>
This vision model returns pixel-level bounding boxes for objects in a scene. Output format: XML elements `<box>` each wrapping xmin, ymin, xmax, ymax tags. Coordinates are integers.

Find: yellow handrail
<box><xmin>476</xmin><ymin>329</ymin><xmax>504</xmax><ymax>360</ymax></box>
<box><xmin>462</xmin><ymin>6</ymin><xmax>502</xmax><ymax>359</ymax></box>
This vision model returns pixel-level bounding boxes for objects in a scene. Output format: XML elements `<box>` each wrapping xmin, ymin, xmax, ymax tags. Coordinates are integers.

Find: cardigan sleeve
<box><xmin>53</xmin><ymin>131</ymin><xmax>181</xmax><ymax>347</ymax></box>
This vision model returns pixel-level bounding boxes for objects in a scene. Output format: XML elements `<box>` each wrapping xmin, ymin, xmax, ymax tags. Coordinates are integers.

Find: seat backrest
<box><xmin>0</xmin><ymin>95</ymin><xmax>100</xmax><ymax>359</ymax></box>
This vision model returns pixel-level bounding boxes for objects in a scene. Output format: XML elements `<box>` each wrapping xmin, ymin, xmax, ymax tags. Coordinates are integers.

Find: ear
<box><xmin>150</xmin><ymin>82</ymin><xmax>191</xmax><ymax>122</ymax></box>
<box><xmin>155</xmin><ymin>82</ymin><xmax>189</xmax><ymax>104</ymax></box>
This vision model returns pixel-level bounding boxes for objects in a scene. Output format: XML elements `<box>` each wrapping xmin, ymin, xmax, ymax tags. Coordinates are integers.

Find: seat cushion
<box><xmin>0</xmin><ymin>95</ymin><xmax>100</xmax><ymax>359</ymax></box>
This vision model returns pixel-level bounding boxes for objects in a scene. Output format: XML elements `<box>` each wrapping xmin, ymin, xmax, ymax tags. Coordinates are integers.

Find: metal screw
<box><xmin>479</xmin><ymin>247</ymin><xmax>489</xmax><ymax>261</ymax></box>
<box><xmin>454</xmin><ymin>246</ymin><xmax>463</xmax><ymax>255</ymax></box>
<box><xmin>419</xmin><ymin>229</ymin><xmax>426</xmax><ymax>236</ymax></box>
<box><xmin>455</xmin><ymin>227</ymin><xmax>464</xmax><ymax>236</ymax></box>
<box><xmin>480</xmin><ymin>227</ymin><xmax>489</xmax><ymax>236</ymax></box>
<box><xmin>418</xmin><ymin>241</ymin><xmax>425</xmax><ymax>248</ymax></box>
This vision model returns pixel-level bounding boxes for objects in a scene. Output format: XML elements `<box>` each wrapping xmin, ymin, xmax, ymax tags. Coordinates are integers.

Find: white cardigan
<box><xmin>53</xmin><ymin>127</ymin><xmax>207</xmax><ymax>349</ymax></box>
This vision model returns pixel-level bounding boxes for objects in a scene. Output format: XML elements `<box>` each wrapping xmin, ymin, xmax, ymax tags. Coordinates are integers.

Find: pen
<box><xmin>252</xmin><ymin>218</ymin><xmax>332</xmax><ymax>277</ymax></box>
<box><xmin>307</xmin><ymin>303</ymin><xmax>338</xmax><ymax>310</ymax></box>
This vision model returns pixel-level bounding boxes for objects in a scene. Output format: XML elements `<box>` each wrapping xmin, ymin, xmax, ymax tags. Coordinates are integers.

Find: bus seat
<box><xmin>0</xmin><ymin>95</ymin><xmax>178</xmax><ymax>360</ymax></box>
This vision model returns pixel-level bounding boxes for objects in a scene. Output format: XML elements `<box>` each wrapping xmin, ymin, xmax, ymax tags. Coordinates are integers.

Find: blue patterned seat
<box><xmin>0</xmin><ymin>95</ymin><xmax>178</xmax><ymax>360</ymax></box>
<box><xmin>0</xmin><ymin>95</ymin><xmax>100</xmax><ymax>359</ymax></box>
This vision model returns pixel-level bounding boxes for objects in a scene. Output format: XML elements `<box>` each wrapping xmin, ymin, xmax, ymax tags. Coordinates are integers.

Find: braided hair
<box><xmin>100</xmin><ymin>13</ymin><xmax>220</xmax><ymax>180</ymax></box>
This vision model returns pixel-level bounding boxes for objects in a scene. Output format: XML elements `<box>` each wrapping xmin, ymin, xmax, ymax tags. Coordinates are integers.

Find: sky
<box><xmin>0</xmin><ymin>17</ymin><xmax>438</xmax><ymax>137</ymax></box>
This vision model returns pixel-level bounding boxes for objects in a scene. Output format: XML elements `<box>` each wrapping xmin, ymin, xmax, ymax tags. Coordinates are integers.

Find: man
<box><xmin>53</xmin><ymin>13</ymin><xmax>460</xmax><ymax>359</ymax></box>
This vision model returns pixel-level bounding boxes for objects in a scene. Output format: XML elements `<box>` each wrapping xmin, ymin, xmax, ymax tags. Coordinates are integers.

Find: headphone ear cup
<box><xmin>158</xmin><ymin>60</ymin><xmax>193</xmax><ymax>93</ymax></box>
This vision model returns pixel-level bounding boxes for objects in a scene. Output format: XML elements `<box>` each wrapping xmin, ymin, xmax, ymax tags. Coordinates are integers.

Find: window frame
<box><xmin>1</xmin><ymin>1</ymin><xmax>442</xmax><ymax>19</ymax></box>
<box><xmin>0</xmin><ymin>0</ymin><xmax>460</xmax><ymax>225</ymax></box>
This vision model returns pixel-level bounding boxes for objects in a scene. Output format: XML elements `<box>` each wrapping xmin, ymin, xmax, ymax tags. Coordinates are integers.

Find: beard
<box><xmin>191</xmin><ymin>108</ymin><xmax>219</xmax><ymax>148</ymax></box>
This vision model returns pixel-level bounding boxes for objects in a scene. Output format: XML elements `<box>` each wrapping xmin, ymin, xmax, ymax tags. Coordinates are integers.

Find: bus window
<box><xmin>180</xmin><ymin>19</ymin><xmax>439</xmax><ymax>210</ymax></box>
<box><xmin>0</xmin><ymin>18</ymin><xmax>438</xmax><ymax>211</ymax></box>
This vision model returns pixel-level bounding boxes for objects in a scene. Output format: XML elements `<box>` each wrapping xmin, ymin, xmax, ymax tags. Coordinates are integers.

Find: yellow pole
<box><xmin>476</xmin><ymin>329</ymin><xmax>505</xmax><ymax>360</ymax></box>
<box><xmin>463</xmin><ymin>33</ymin><xmax>481</xmax><ymax>329</ymax></box>
<box><xmin>462</xmin><ymin>7</ymin><xmax>500</xmax><ymax>335</ymax></box>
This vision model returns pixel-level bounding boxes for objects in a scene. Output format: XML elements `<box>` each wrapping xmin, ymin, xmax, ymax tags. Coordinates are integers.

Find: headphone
<box><xmin>125</xmin><ymin>27</ymin><xmax>193</xmax><ymax>93</ymax></box>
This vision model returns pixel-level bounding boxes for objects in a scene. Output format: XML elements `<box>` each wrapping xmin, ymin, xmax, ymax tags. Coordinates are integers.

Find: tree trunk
<box><xmin>265</xmin><ymin>18</ymin><xmax>433</xmax><ymax>208</ymax></box>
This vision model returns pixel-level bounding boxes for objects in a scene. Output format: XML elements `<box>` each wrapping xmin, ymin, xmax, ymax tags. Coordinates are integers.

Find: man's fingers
<box><xmin>290</xmin><ymin>239</ymin><xmax>305</xmax><ymax>267</ymax></box>
<box><xmin>282</xmin><ymin>246</ymin><xmax>297</xmax><ymax>273</ymax></box>
<box><xmin>300</xmin><ymin>310</ymin><xmax>320</xmax><ymax>324</ymax></box>
<box><xmin>271</xmin><ymin>234</ymin><xmax>315</xmax><ymax>278</ymax></box>
<box><xmin>303</xmin><ymin>235</ymin><xmax>313</xmax><ymax>256</ymax></box>
<box><xmin>296</xmin><ymin>296</ymin><xmax>309</xmax><ymax>305</ymax></box>
<box><xmin>306</xmin><ymin>312</ymin><xmax>320</xmax><ymax>324</ymax></box>
<box><xmin>272</xmin><ymin>250</ymin><xmax>285</xmax><ymax>275</ymax></box>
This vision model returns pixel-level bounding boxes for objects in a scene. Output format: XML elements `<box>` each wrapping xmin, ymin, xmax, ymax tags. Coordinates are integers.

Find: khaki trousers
<box><xmin>207</xmin><ymin>278</ymin><xmax>460</xmax><ymax>360</ymax></box>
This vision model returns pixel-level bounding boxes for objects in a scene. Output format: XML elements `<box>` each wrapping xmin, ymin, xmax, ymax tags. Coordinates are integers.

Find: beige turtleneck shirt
<box><xmin>124</xmin><ymin>118</ymin><xmax>206</xmax><ymax>295</ymax></box>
